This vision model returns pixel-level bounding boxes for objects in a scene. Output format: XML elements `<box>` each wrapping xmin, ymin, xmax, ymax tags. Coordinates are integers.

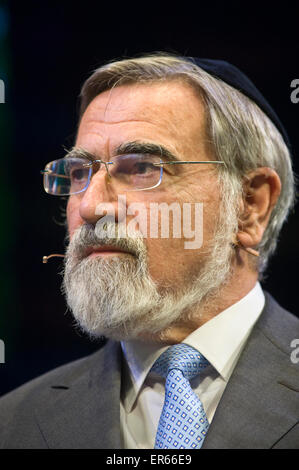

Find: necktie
<box><xmin>151</xmin><ymin>343</ymin><xmax>210</xmax><ymax>449</ymax></box>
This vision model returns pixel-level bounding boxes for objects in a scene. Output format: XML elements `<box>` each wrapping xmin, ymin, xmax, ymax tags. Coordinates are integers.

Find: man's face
<box><xmin>64</xmin><ymin>80</ymin><xmax>234</xmax><ymax>341</ymax></box>
<box><xmin>67</xmin><ymin>81</ymin><xmax>221</xmax><ymax>287</ymax></box>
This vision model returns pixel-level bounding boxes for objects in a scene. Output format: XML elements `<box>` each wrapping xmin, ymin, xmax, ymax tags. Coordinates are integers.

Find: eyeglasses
<box><xmin>41</xmin><ymin>153</ymin><xmax>225</xmax><ymax>196</ymax></box>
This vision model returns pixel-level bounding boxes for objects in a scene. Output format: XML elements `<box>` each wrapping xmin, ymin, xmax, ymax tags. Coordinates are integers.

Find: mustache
<box><xmin>65</xmin><ymin>221</ymin><xmax>147</xmax><ymax>260</ymax></box>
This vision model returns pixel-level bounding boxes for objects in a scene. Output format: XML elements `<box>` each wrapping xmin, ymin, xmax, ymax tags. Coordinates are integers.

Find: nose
<box><xmin>78</xmin><ymin>165</ymin><xmax>121</xmax><ymax>225</ymax></box>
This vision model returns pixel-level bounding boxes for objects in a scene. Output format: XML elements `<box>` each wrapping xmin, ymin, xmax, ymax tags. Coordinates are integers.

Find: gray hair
<box><xmin>78</xmin><ymin>53</ymin><xmax>296</xmax><ymax>274</ymax></box>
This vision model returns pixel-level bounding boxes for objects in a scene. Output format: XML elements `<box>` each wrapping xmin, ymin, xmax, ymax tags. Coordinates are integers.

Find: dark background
<box><xmin>0</xmin><ymin>2</ymin><xmax>298</xmax><ymax>396</ymax></box>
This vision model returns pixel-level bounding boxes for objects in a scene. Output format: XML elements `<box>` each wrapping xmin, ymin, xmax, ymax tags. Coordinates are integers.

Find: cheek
<box><xmin>140</xmin><ymin>209</ymin><xmax>205</xmax><ymax>285</ymax></box>
<box><xmin>144</xmin><ymin>234</ymin><xmax>207</xmax><ymax>287</ymax></box>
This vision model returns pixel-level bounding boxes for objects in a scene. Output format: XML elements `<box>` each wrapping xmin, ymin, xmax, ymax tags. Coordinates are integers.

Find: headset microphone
<box><xmin>42</xmin><ymin>254</ymin><xmax>65</xmax><ymax>264</ymax></box>
<box><xmin>42</xmin><ymin>235</ymin><xmax>259</xmax><ymax>264</ymax></box>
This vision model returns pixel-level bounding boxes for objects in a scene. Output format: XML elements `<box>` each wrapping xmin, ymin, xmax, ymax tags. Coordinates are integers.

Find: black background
<box><xmin>0</xmin><ymin>2</ymin><xmax>298</xmax><ymax>396</ymax></box>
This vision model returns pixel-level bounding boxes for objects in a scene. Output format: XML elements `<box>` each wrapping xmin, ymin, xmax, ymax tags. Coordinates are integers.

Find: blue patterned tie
<box><xmin>151</xmin><ymin>343</ymin><xmax>210</xmax><ymax>449</ymax></box>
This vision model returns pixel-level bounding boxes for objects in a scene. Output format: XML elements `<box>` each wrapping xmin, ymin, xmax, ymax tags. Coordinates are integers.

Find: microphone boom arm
<box><xmin>43</xmin><ymin>254</ymin><xmax>65</xmax><ymax>263</ymax></box>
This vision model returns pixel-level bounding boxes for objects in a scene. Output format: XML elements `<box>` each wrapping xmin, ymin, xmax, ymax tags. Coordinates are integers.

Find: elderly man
<box><xmin>0</xmin><ymin>54</ymin><xmax>298</xmax><ymax>449</ymax></box>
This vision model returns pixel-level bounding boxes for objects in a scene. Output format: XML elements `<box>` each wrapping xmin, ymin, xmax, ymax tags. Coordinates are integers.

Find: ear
<box><xmin>237</xmin><ymin>167</ymin><xmax>281</xmax><ymax>250</ymax></box>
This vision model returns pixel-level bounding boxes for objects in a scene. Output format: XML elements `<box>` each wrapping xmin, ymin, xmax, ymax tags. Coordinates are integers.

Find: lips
<box><xmin>84</xmin><ymin>245</ymin><xmax>133</xmax><ymax>258</ymax></box>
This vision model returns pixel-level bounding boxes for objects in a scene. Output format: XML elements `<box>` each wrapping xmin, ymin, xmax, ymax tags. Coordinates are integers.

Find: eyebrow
<box><xmin>65</xmin><ymin>147</ymin><xmax>95</xmax><ymax>161</ymax></box>
<box><xmin>114</xmin><ymin>141</ymin><xmax>180</xmax><ymax>162</ymax></box>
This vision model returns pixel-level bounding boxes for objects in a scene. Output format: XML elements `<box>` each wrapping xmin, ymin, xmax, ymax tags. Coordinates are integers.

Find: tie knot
<box><xmin>151</xmin><ymin>343</ymin><xmax>209</xmax><ymax>380</ymax></box>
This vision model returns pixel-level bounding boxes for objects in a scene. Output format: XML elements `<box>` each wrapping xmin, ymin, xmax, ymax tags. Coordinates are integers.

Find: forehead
<box><xmin>76</xmin><ymin>80</ymin><xmax>209</xmax><ymax>158</ymax></box>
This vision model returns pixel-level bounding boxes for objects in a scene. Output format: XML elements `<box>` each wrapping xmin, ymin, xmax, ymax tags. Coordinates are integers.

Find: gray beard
<box><xmin>62</xmin><ymin>215</ymin><xmax>235</xmax><ymax>341</ymax></box>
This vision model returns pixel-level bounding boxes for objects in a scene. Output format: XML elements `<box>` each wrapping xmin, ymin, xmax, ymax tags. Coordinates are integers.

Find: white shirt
<box><xmin>120</xmin><ymin>283</ymin><xmax>265</xmax><ymax>449</ymax></box>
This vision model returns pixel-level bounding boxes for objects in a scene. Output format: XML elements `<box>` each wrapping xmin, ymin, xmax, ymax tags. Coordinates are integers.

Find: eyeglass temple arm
<box><xmin>153</xmin><ymin>161</ymin><xmax>225</xmax><ymax>166</ymax></box>
<box><xmin>40</xmin><ymin>170</ymin><xmax>70</xmax><ymax>179</ymax></box>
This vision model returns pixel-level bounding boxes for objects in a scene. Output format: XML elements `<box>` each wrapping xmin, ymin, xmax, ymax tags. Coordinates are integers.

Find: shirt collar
<box><xmin>121</xmin><ymin>339</ymin><xmax>169</xmax><ymax>412</ymax></box>
<box><xmin>183</xmin><ymin>282</ymin><xmax>265</xmax><ymax>381</ymax></box>
<box><xmin>121</xmin><ymin>282</ymin><xmax>265</xmax><ymax>412</ymax></box>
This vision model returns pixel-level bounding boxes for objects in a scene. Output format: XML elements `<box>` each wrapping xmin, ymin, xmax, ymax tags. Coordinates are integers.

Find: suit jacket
<box><xmin>0</xmin><ymin>292</ymin><xmax>298</xmax><ymax>449</ymax></box>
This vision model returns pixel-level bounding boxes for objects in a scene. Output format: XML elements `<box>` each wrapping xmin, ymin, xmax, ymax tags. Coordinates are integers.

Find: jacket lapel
<box><xmin>202</xmin><ymin>294</ymin><xmax>299</xmax><ymax>449</ymax></box>
<box><xmin>34</xmin><ymin>340</ymin><xmax>122</xmax><ymax>449</ymax></box>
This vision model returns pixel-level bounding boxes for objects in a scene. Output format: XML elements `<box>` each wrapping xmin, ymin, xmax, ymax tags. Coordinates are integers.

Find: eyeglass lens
<box><xmin>43</xmin><ymin>154</ymin><xmax>163</xmax><ymax>195</ymax></box>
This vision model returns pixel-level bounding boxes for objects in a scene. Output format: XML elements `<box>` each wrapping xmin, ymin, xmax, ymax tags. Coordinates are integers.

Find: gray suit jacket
<box><xmin>0</xmin><ymin>292</ymin><xmax>298</xmax><ymax>449</ymax></box>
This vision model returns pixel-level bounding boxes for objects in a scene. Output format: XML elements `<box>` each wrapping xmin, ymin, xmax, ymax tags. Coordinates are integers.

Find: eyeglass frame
<box><xmin>41</xmin><ymin>154</ymin><xmax>226</xmax><ymax>195</ymax></box>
